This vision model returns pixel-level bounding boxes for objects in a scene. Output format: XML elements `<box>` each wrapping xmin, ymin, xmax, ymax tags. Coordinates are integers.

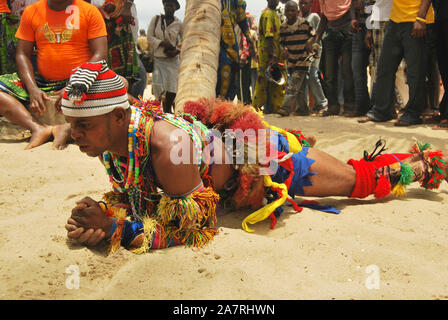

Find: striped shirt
<box><xmin>280</xmin><ymin>17</ymin><xmax>315</xmax><ymax>70</ymax></box>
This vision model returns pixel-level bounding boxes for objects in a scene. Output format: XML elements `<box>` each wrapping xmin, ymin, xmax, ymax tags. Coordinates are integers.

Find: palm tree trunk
<box><xmin>174</xmin><ymin>0</ymin><xmax>221</xmax><ymax>113</ymax></box>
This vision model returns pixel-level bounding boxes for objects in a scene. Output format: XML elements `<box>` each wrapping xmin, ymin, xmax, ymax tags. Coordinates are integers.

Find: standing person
<box><xmin>0</xmin><ymin>0</ymin><xmax>19</xmax><ymax>74</ymax></box>
<box><xmin>277</xmin><ymin>0</ymin><xmax>317</xmax><ymax>116</ymax></box>
<box><xmin>0</xmin><ymin>0</ymin><xmax>107</xmax><ymax>150</ymax></box>
<box><xmin>253</xmin><ymin>0</ymin><xmax>285</xmax><ymax>114</ymax></box>
<box><xmin>359</xmin><ymin>0</ymin><xmax>435</xmax><ymax>126</ymax></box>
<box><xmin>313</xmin><ymin>0</ymin><xmax>357</xmax><ymax>117</ymax></box>
<box><xmin>61</xmin><ymin>61</ymin><xmax>447</xmax><ymax>252</ymax></box>
<box><xmin>351</xmin><ymin>0</ymin><xmax>373</xmax><ymax>116</ymax></box>
<box><xmin>300</xmin><ymin>0</ymin><xmax>328</xmax><ymax>113</ymax></box>
<box><xmin>216</xmin><ymin>0</ymin><xmax>252</xmax><ymax>101</ymax></box>
<box><xmin>432</xmin><ymin>0</ymin><xmax>448</xmax><ymax>129</ymax></box>
<box><xmin>137</xmin><ymin>29</ymin><xmax>149</xmax><ymax>53</ymax></box>
<box><xmin>147</xmin><ymin>0</ymin><xmax>182</xmax><ymax>113</ymax></box>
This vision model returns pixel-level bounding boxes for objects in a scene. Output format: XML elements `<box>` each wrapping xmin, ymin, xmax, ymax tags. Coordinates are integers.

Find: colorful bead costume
<box><xmin>101</xmin><ymin>102</ymin><xmax>220</xmax><ymax>253</ymax></box>
<box><xmin>100</xmin><ymin>98</ymin><xmax>447</xmax><ymax>254</ymax></box>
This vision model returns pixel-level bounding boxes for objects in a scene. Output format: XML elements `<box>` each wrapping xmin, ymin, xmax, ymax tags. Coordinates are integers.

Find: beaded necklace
<box><xmin>103</xmin><ymin>106</ymin><xmax>152</xmax><ymax>220</ymax></box>
<box><xmin>102</xmin><ymin>103</ymin><xmax>211</xmax><ymax>220</ymax></box>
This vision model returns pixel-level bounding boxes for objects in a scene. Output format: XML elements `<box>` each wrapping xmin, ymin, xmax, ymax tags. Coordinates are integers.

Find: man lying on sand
<box><xmin>62</xmin><ymin>61</ymin><xmax>448</xmax><ymax>253</ymax></box>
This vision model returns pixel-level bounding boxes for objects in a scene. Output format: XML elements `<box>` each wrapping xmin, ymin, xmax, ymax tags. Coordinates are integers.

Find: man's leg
<box><xmin>341</xmin><ymin>30</ymin><xmax>356</xmax><ymax>116</ymax></box>
<box><xmin>307</xmin><ymin>64</ymin><xmax>328</xmax><ymax>112</ymax></box>
<box><xmin>0</xmin><ymin>92</ymin><xmax>52</xmax><ymax>149</ymax></box>
<box><xmin>299</xmin><ymin>146</ymin><xmax>448</xmax><ymax>198</ymax></box>
<box><xmin>424</xmin><ymin>24</ymin><xmax>440</xmax><ymax>112</ymax></box>
<box><xmin>278</xmin><ymin>69</ymin><xmax>305</xmax><ymax>116</ymax></box>
<box><xmin>321</xmin><ymin>29</ymin><xmax>341</xmax><ymax>115</ymax></box>
<box><xmin>435</xmin><ymin>20</ymin><xmax>448</xmax><ymax>127</ymax></box>
<box><xmin>294</xmin><ymin>71</ymin><xmax>309</xmax><ymax>115</ymax></box>
<box><xmin>301</xmin><ymin>147</ymin><xmax>356</xmax><ymax>197</ymax></box>
<box><xmin>395</xmin><ymin>22</ymin><xmax>427</xmax><ymax>125</ymax></box>
<box><xmin>361</xmin><ymin>21</ymin><xmax>403</xmax><ymax>122</ymax></box>
<box><xmin>351</xmin><ymin>26</ymin><xmax>371</xmax><ymax>116</ymax></box>
<box><xmin>52</xmin><ymin>123</ymin><xmax>72</xmax><ymax>150</ymax></box>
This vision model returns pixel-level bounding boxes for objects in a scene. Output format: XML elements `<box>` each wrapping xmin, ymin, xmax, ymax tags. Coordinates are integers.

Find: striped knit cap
<box><xmin>61</xmin><ymin>60</ymin><xmax>129</xmax><ymax>117</ymax></box>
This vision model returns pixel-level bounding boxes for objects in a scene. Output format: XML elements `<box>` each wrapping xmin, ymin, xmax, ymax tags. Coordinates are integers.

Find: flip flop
<box><xmin>358</xmin><ymin>117</ymin><xmax>375</xmax><ymax>123</ymax></box>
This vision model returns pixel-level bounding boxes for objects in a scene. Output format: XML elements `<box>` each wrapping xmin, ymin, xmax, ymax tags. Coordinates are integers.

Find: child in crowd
<box><xmin>278</xmin><ymin>0</ymin><xmax>317</xmax><ymax>116</ymax></box>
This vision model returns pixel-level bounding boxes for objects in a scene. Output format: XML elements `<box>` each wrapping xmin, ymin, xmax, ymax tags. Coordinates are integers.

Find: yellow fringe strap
<box><xmin>242</xmin><ymin>175</ymin><xmax>289</xmax><ymax>233</ymax></box>
<box><xmin>109</xmin><ymin>206</ymin><xmax>128</xmax><ymax>254</ymax></box>
<box><xmin>129</xmin><ymin>216</ymin><xmax>158</xmax><ymax>254</ymax></box>
<box><xmin>391</xmin><ymin>184</ymin><xmax>406</xmax><ymax>198</ymax></box>
<box><xmin>183</xmin><ymin>228</ymin><xmax>219</xmax><ymax>248</ymax></box>
<box><xmin>263</xmin><ymin>122</ymin><xmax>303</xmax><ymax>153</ymax></box>
<box><xmin>156</xmin><ymin>186</ymin><xmax>220</xmax><ymax>248</ymax></box>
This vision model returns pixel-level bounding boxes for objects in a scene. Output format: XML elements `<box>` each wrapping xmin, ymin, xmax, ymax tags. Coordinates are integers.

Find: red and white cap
<box><xmin>61</xmin><ymin>60</ymin><xmax>129</xmax><ymax>117</ymax></box>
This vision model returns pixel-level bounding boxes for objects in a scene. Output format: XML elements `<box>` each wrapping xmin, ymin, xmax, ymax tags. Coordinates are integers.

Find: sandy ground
<box><xmin>0</xmin><ymin>89</ymin><xmax>448</xmax><ymax>300</ymax></box>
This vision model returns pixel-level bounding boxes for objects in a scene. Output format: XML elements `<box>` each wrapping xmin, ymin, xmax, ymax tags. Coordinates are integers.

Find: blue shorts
<box><xmin>270</xmin><ymin>131</ymin><xmax>317</xmax><ymax>197</ymax></box>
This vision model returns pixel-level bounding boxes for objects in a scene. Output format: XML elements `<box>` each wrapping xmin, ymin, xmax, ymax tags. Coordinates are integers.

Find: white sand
<box><xmin>0</xmin><ymin>101</ymin><xmax>447</xmax><ymax>300</ymax></box>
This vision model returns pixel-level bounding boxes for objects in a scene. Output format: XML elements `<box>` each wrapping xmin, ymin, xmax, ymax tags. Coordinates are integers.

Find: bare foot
<box><xmin>52</xmin><ymin>123</ymin><xmax>71</xmax><ymax>150</ymax></box>
<box><xmin>25</xmin><ymin>125</ymin><xmax>53</xmax><ymax>150</ymax></box>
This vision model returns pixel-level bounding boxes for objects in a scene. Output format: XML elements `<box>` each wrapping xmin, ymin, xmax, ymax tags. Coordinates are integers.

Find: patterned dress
<box><xmin>216</xmin><ymin>0</ymin><xmax>250</xmax><ymax>100</ymax></box>
<box><xmin>253</xmin><ymin>8</ymin><xmax>285</xmax><ymax>113</ymax></box>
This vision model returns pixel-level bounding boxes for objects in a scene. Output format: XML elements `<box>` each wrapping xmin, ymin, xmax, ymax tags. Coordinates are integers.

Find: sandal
<box><xmin>433</xmin><ymin>119</ymin><xmax>448</xmax><ymax>130</ymax></box>
<box><xmin>358</xmin><ymin>116</ymin><xmax>376</xmax><ymax>123</ymax></box>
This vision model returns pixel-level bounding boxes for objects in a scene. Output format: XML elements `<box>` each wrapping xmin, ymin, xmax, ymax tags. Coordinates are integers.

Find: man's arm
<box><xmin>16</xmin><ymin>39</ymin><xmax>49</xmax><ymax>115</ymax></box>
<box><xmin>350</xmin><ymin>0</ymin><xmax>362</xmax><ymax>32</ymax></box>
<box><xmin>314</xmin><ymin>14</ymin><xmax>328</xmax><ymax>44</ymax></box>
<box><xmin>411</xmin><ymin>0</ymin><xmax>432</xmax><ymax>38</ymax></box>
<box><xmin>88</xmin><ymin>36</ymin><xmax>108</xmax><ymax>62</ymax></box>
<box><xmin>147</xmin><ymin>16</ymin><xmax>163</xmax><ymax>51</ymax></box>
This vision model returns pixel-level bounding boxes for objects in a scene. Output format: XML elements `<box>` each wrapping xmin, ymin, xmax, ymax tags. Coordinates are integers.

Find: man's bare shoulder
<box><xmin>149</xmin><ymin>120</ymin><xmax>202</xmax><ymax>194</ymax></box>
<box><xmin>149</xmin><ymin>119</ymin><xmax>191</xmax><ymax>155</ymax></box>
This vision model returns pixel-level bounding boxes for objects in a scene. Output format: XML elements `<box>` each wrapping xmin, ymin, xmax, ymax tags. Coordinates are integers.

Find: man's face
<box><xmin>299</xmin><ymin>0</ymin><xmax>312</xmax><ymax>14</ymax></box>
<box><xmin>285</xmin><ymin>4</ymin><xmax>298</xmax><ymax>22</ymax></box>
<box><xmin>49</xmin><ymin>0</ymin><xmax>73</xmax><ymax>6</ymax></box>
<box><xmin>163</xmin><ymin>1</ymin><xmax>177</xmax><ymax>16</ymax></box>
<box><xmin>65</xmin><ymin>114</ymin><xmax>114</xmax><ymax>158</ymax></box>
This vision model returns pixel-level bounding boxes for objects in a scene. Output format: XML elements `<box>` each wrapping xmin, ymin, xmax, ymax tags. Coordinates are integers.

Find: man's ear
<box><xmin>111</xmin><ymin>107</ymin><xmax>128</xmax><ymax>126</ymax></box>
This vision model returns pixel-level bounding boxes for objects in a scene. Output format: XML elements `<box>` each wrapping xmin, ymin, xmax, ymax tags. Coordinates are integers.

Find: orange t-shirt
<box><xmin>16</xmin><ymin>0</ymin><xmax>107</xmax><ymax>81</ymax></box>
<box><xmin>0</xmin><ymin>0</ymin><xmax>11</xmax><ymax>13</ymax></box>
